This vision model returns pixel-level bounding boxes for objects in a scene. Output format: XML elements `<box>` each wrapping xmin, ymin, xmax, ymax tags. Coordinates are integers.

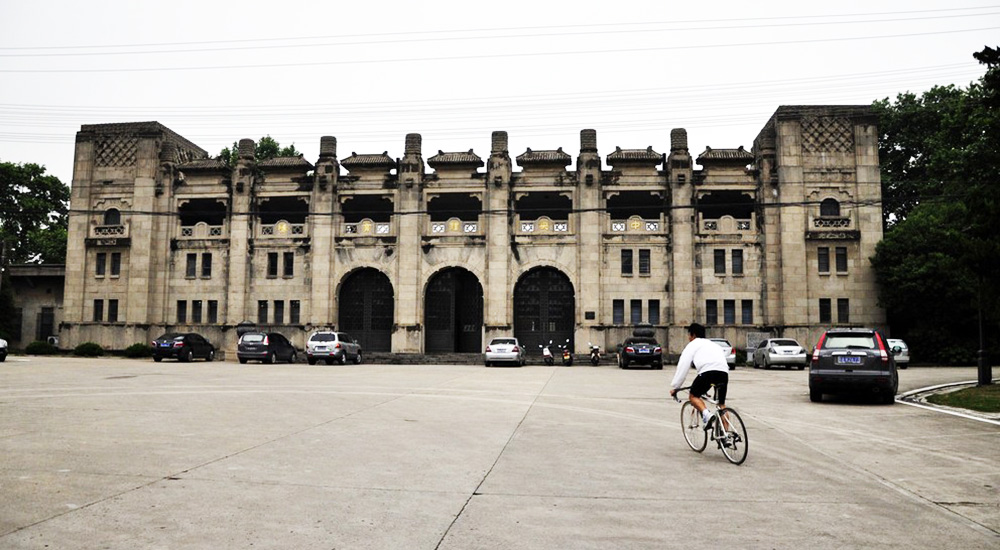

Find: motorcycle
<box><xmin>588</xmin><ymin>342</ymin><xmax>601</xmax><ymax>366</ymax></box>
<box><xmin>540</xmin><ymin>341</ymin><xmax>554</xmax><ymax>366</ymax></box>
<box><xmin>560</xmin><ymin>339</ymin><xmax>573</xmax><ymax>366</ymax></box>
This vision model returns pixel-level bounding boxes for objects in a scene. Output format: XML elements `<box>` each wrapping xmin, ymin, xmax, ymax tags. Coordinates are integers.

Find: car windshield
<box><xmin>241</xmin><ymin>334</ymin><xmax>265</xmax><ymax>343</ymax></box>
<box><xmin>773</xmin><ymin>339</ymin><xmax>799</xmax><ymax>347</ymax></box>
<box><xmin>824</xmin><ymin>334</ymin><xmax>876</xmax><ymax>349</ymax></box>
<box><xmin>310</xmin><ymin>333</ymin><xmax>337</xmax><ymax>342</ymax></box>
<box><xmin>490</xmin><ymin>339</ymin><xmax>516</xmax><ymax>345</ymax></box>
<box><xmin>155</xmin><ymin>333</ymin><xmax>180</xmax><ymax>341</ymax></box>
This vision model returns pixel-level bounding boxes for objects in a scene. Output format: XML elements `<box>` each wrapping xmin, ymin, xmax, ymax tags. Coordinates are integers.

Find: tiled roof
<box><xmin>258</xmin><ymin>156</ymin><xmax>314</xmax><ymax>170</ymax></box>
<box><xmin>516</xmin><ymin>148</ymin><xmax>571</xmax><ymax>166</ymax></box>
<box><xmin>427</xmin><ymin>150</ymin><xmax>484</xmax><ymax>168</ymax></box>
<box><xmin>696</xmin><ymin>146</ymin><xmax>754</xmax><ymax>163</ymax></box>
<box><xmin>178</xmin><ymin>158</ymin><xmax>228</xmax><ymax>170</ymax></box>
<box><xmin>341</xmin><ymin>152</ymin><xmax>396</xmax><ymax>170</ymax></box>
<box><xmin>606</xmin><ymin>146</ymin><xmax>661</xmax><ymax>164</ymax></box>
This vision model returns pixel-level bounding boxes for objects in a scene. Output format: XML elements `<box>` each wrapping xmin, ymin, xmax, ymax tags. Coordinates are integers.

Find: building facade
<box><xmin>60</xmin><ymin>106</ymin><xmax>885</xmax><ymax>358</ymax></box>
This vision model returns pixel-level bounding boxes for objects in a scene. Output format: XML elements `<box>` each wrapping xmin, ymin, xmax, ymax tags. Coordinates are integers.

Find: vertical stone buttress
<box><xmin>485</xmin><ymin>131</ymin><xmax>513</xmax><ymax>342</ymax></box>
<box><xmin>576</xmin><ymin>130</ymin><xmax>602</xmax><ymax>344</ymax></box>
<box><xmin>63</xmin><ymin>134</ymin><xmax>96</xmax><ymax>328</ymax></box>
<box><xmin>853</xmin><ymin>116</ymin><xmax>885</xmax><ymax>327</ymax></box>
<box><xmin>395</xmin><ymin>133</ymin><xmax>424</xmax><ymax>351</ymax></box>
<box><xmin>775</xmin><ymin>116</ymin><xmax>807</xmax><ymax>327</ymax></box>
<box><xmin>227</xmin><ymin>139</ymin><xmax>256</xmax><ymax>323</ymax></box>
<box><xmin>310</xmin><ymin>136</ymin><xmax>338</xmax><ymax>325</ymax></box>
<box><xmin>667</xmin><ymin>129</ymin><xmax>695</xmax><ymax>349</ymax></box>
<box><xmin>754</xmin><ymin>128</ymin><xmax>778</xmax><ymax>326</ymax></box>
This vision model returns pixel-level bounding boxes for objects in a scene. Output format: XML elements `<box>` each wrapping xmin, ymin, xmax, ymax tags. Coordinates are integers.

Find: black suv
<box><xmin>809</xmin><ymin>328</ymin><xmax>897</xmax><ymax>404</ymax></box>
<box><xmin>237</xmin><ymin>332</ymin><xmax>298</xmax><ymax>364</ymax></box>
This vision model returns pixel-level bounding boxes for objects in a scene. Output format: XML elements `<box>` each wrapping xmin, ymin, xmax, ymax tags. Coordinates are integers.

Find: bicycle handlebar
<box><xmin>672</xmin><ymin>386</ymin><xmax>692</xmax><ymax>402</ymax></box>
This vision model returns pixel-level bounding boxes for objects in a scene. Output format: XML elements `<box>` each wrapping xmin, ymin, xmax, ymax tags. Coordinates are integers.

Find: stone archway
<box><xmin>424</xmin><ymin>268</ymin><xmax>483</xmax><ymax>353</ymax></box>
<box><xmin>513</xmin><ymin>267</ymin><xmax>575</xmax><ymax>355</ymax></box>
<box><xmin>338</xmin><ymin>268</ymin><xmax>394</xmax><ymax>352</ymax></box>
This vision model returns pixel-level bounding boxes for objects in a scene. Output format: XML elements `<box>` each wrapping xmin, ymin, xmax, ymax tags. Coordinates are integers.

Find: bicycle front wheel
<box><xmin>717</xmin><ymin>408</ymin><xmax>749</xmax><ymax>465</ymax></box>
<box><xmin>680</xmin><ymin>402</ymin><xmax>708</xmax><ymax>452</ymax></box>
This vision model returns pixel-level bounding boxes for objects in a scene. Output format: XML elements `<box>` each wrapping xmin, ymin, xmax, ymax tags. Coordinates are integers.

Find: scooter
<box><xmin>588</xmin><ymin>342</ymin><xmax>601</xmax><ymax>366</ymax></box>
<box><xmin>540</xmin><ymin>341</ymin><xmax>554</xmax><ymax>366</ymax></box>
<box><xmin>561</xmin><ymin>339</ymin><xmax>573</xmax><ymax>366</ymax></box>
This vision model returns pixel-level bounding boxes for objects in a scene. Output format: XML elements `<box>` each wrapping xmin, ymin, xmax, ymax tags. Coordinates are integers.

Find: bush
<box><xmin>73</xmin><ymin>342</ymin><xmax>105</xmax><ymax>357</ymax></box>
<box><xmin>25</xmin><ymin>341</ymin><xmax>59</xmax><ymax>355</ymax></box>
<box><xmin>123</xmin><ymin>343</ymin><xmax>153</xmax><ymax>358</ymax></box>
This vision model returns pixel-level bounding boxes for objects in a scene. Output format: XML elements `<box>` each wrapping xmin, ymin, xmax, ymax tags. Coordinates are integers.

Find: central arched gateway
<box><xmin>339</xmin><ymin>268</ymin><xmax>394</xmax><ymax>352</ymax></box>
<box><xmin>424</xmin><ymin>268</ymin><xmax>483</xmax><ymax>353</ymax></box>
<box><xmin>513</xmin><ymin>267</ymin><xmax>575</xmax><ymax>355</ymax></box>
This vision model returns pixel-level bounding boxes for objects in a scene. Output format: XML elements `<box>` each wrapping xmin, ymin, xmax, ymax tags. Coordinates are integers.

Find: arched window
<box><xmin>103</xmin><ymin>208</ymin><xmax>121</xmax><ymax>225</ymax></box>
<box><xmin>820</xmin><ymin>198</ymin><xmax>840</xmax><ymax>217</ymax></box>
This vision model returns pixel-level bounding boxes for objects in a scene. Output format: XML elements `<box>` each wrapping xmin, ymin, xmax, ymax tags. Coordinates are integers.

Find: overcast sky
<box><xmin>1</xmin><ymin>1</ymin><xmax>996</xmax><ymax>185</ymax></box>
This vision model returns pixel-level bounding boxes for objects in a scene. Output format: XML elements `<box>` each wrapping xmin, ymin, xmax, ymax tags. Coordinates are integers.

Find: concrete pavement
<box><xmin>1</xmin><ymin>357</ymin><xmax>997</xmax><ymax>549</ymax></box>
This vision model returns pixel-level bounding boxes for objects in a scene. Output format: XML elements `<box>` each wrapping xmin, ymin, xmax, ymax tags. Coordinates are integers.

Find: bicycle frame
<box><xmin>674</xmin><ymin>385</ymin><xmax>749</xmax><ymax>465</ymax></box>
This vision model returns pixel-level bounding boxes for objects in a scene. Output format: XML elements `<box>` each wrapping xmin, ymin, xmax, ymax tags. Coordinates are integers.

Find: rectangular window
<box><xmin>835</xmin><ymin>247</ymin><xmax>848</xmax><ymax>272</ymax></box>
<box><xmin>207</xmin><ymin>300</ymin><xmax>218</xmax><ymax>324</ymax></box>
<box><xmin>819</xmin><ymin>298</ymin><xmax>832</xmax><ymax>324</ymax></box>
<box><xmin>192</xmin><ymin>300</ymin><xmax>203</xmax><ymax>323</ymax></box>
<box><xmin>283</xmin><ymin>252</ymin><xmax>294</xmax><ymax>278</ymax></box>
<box><xmin>186</xmin><ymin>253</ymin><xmax>197</xmax><ymax>278</ymax></box>
<box><xmin>177</xmin><ymin>300</ymin><xmax>187</xmax><ymax>323</ymax></box>
<box><xmin>818</xmin><ymin>247</ymin><xmax>830</xmax><ymax>273</ymax></box>
<box><xmin>621</xmin><ymin>250</ymin><xmax>633</xmax><ymax>275</ymax></box>
<box><xmin>613</xmin><ymin>299</ymin><xmax>625</xmax><ymax>324</ymax></box>
<box><xmin>731</xmin><ymin>249</ymin><xmax>743</xmax><ymax>275</ymax></box>
<box><xmin>93</xmin><ymin>299</ymin><xmax>104</xmax><ymax>322</ymax></box>
<box><xmin>630</xmin><ymin>299</ymin><xmax>642</xmax><ymax>324</ymax></box>
<box><xmin>724</xmin><ymin>299</ymin><xmax>736</xmax><ymax>325</ymax></box>
<box><xmin>274</xmin><ymin>300</ymin><xmax>285</xmax><ymax>325</ymax></box>
<box><xmin>258</xmin><ymin>300</ymin><xmax>269</xmax><ymax>324</ymax></box>
<box><xmin>290</xmin><ymin>300</ymin><xmax>300</xmax><ymax>324</ymax></box>
<box><xmin>201</xmin><ymin>253</ymin><xmax>212</xmax><ymax>278</ymax></box>
<box><xmin>706</xmin><ymin>300</ymin><xmax>718</xmax><ymax>325</ymax></box>
<box><xmin>638</xmin><ymin>249</ymin><xmax>651</xmax><ymax>275</ymax></box>
<box><xmin>714</xmin><ymin>249</ymin><xmax>726</xmax><ymax>275</ymax></box>
<box><xmin>95</xmin><ymin>253</ymin><xmax>107</xmax><ymax>276</ymax></box>
<box><xmin>110</xmin><ymin>252</ymin><xmax>121</xmax><ymax>276</ymax></box>
<box><xmin>837</xmin><ymin>298</ymin><xmax>850</xmax><ymax>323</ymax></box>
<box><xmin>267</xmin><ymin>253</ymin><xmax>278</xmax><ymax>278</ymax></box>
<box><xmin>741</xmin><ymin>300</ymin><xmax>753</xmax><ymax>324</ymax></box>
<box><xmin>648</xmin><ymin>300</ymin><xmax>660</xmax><ymax>325</ymax></box>
<box><xmin>108</xmin><ymin>299</ymin><xmax>119</xmax><ymax>323</ymax></box>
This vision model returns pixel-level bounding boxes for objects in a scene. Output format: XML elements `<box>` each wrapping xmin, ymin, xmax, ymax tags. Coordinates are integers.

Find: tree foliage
<box><xmin>216</xmin><ymin>136</ymin><xmax>302</xmax><ymax>168</ymax></box>
<box><xmin>0</xmin><ymin>160</ymin><xmax>70</xmax><ymax>264</ymax></box>
<box><xmin>871</xmin><ymin>47</ymin><xmax>1000</xmax><ymax>364</ymax></box>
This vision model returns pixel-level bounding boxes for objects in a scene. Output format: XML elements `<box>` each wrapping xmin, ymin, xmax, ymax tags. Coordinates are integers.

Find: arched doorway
<box><xmin>339</xmin><ymin>268</ymin><xmax>394</xmax><ymax>352</ymax></box>
<box><xmin>513</xmin><ymin>267</ymin><xmax>575</xmax><ymax>355</ymax></box>
<box><xmin>424</xmin><ymin>268</ymin><xmax>483</xmax><ymax>353</ymax></box>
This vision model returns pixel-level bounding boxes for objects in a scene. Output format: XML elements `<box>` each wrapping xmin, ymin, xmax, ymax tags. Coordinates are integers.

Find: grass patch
<box><xmin>926</xmin><ymin>384</ymin><xmax>1000</xmax><ymax>413</ymax></box>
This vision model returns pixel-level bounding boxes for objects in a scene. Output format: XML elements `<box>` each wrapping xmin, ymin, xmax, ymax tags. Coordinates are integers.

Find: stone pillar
<box><xmin>853</xmin><ymin>115</ymin><xmax>886</xmax><ymax>328</ymax></box>
<box><xmin>576</xmin><ymin>129</ymin><xmax>603</xmax><ymax>347</ymax></box>
<box><xmin>62</xmin><ymin>134</ymin><xmax>96</xmax><ymax>333</ymax></box>
<box><xmin>226</xmin><ymin>138</ymin><xmax>256</xmax><ymax>324</ymax></box>
<box><xmin>775</xmin><ymin>118</ymin><xmax>806</xmax><ymax>327</ymax></box>
<box><xmin>310</xmin><ymin>136</ymin><xmax>338</xmax><ymax>326</ymax></box>
<box><xmin>394</xmin><ymin>133</ymin><xmax>424</xmax><ymax>352</ymax></box>
<box><xmin>124</xmin><ymin>135</ymin><xmax>162</xmax><ymax>327</ymax></box>
<box><xmin>484</xmin><ymin>131</ymin><xmax>513</xmax><ymax>342</ymax></box>
<box><xmin>667</xmin><ymin>128</ymin><xmax>695</xmax><ymax>353</ymax></box>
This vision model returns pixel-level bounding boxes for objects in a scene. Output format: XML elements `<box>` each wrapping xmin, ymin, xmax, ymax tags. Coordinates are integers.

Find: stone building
<box><xmin>4</xmin><ymin>264</ymin><xmax>64</xmax><ymax>348</ymax></box>
<box><xmin>59</xmin><ymin>106</ymin><xmax>885</xmax><ymax>358</ymax></box>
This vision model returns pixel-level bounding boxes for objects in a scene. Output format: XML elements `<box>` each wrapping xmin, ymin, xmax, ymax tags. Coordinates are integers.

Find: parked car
<box><xmin>886</xmin><ymin>338</ymin><xmax>910</xmax><ymax>369</ymax></box>
<box><xmin>809</xmin><ymin>328</ymin><xmax>897</xmax><ymax>404</ymax></box>
<box><xmin>305</xmin><ymin>331</ymin><xmax>362</xmax><ymax>365</ymax></box>
<box><xmin>0</xmin><ymin>337</ymin><xmax>7</xmax><ymax>362</ymax></box>
<box><xmin>151</xmin><ymin>333</ymin><xmax>215</xmax><ymax>362</ymax></box>
<box><xmin>484</xmin><ymin>337</ymin><xmax>526</xmax><ymax>367</ymax></box>
<box><xmin>753</xmin><ymin>338</ymin><xmax>808</xmax><ymax>370</ymax></box>
<box><xmin>618</xmin><ymin>336</ymin><xmax>663</xmax><ymax>369</ymax></box>
<box><xmin>237</xmin><ymin>332</ymin><xmax>297</xmax><ymax>364</ymax></box>
<box><xmin>709</xmin><ymin>338</ymin><xmax>736</xmax><ymax>367</ymax></box>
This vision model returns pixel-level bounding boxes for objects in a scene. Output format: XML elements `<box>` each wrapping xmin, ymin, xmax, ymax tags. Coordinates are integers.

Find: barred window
<box><xmin>613</xmin><ymin>299</ymin><xmax>625</xmax><ymax>324</ymax></box>
<box><xmin>93</xmin><ymin>299</ymin><xmax>104</xmax><ymax>322</ymax></box>
<box><xmin>638</xmin><ymin>249</ymin><xmax>650</xmax><ymax>275</ymax></box>
<box><xmin>207</xmin><ymin>300</ymin><xmax>218</xmax><ymax>324</ymax></box>
<box><xmin>648</xmin><ymin>300</ymin><xmax>660</xmax><ymax>325</ymax></box>
<box><xmin>741</xmin><ymin>300</ymin><xmax>753</xmax><ymax>324</ymax></box>
<box><xmin>177</xmin><ymin>300</ymin><xmax>187</xmax><ymax>323</ymax></box>
<box><xmin>186</xmin><ymin>254</ymin><xmax>197</xmax><ymax>278</ymax></box>
<box><xmin>621</xmin><ymin>250</ymin><xmax>633</xmax><ymax>275</ymax></box>
<box><xmin>630</xmin><ymin>299</ymin><xmax>642</xmax><ymax>324</ymax></box>
<box><xmin>714</xmin><ymin>250</ymin><xmax>726</xmax><ymax>275</ymax></box>
<box><xmin>290</xmin><ymin>300</ymin><xmax>301</xmax><ymax>324</ymax></box>
<box><xmin>95</xmin><ymin>253</ymin><xmax>107</xmax><ymax>276</ymax></box>
<box><xmin>201</xmin><ymin>253</ymin><xmax>212</xmax><ymax>278</ymax></box>
<box><xmin>267</xmin><ymin>253</ymin><xmax>278</xmax><ymax>278</ymax></box>
<box><xmin>723</xmin><ymin>300</ymin><xmax>736</xmax><ymax>324</ymax></box>
<box><xmin>192</xmin><ymin>300</ymin><xmax>202</xmax><ymax>323</ymax></box>
<box><xmin>836</xmin><ymin>247</ymin><xmax>848</xmax><ymax>272</ymax></box>
<box><xmin>110</xmin><ymin>252</ymin><xmax>121</xmax><ymax>276</ymax></box>
<box><xmin>819</xmin><ymin>299</ymin><xmax>831</xmax><ymax>323</ymax></box>
<box><xmin>258</xmin><ymin>300</ymin><xmax>269</xmax><ymax>324</ymax></box>
<box><xmin>706</xmin><ymin>300</ymin><xmax>718</xmax><ymax>325</ymax></box>
<box><xmin>837</xmin><ymin>298</ymin><xmax>850</xmax><ymax>323</ymax></box>
<box><xmin>274</xmin><ymin>300</ymin><xmax>285</xmax><ymax>325</ymax></box>
<box><xmin>108</xmin><ymin>299</ymin><xmax>119</xmax><ymax>323</ymax></box>
<box><xmin>731</xmin><ymin>249</ymin><xmax>743</xmax><ymax>275</ymax></box>
<box><xmin>818</xmin><ymin>247</ymin><xmax>830</xmax><ymax>273</ymax></box>
<box><xmin>283</xmin><ymin>252</ymin><xmax>294</xmax><ymax>278</ymax></box>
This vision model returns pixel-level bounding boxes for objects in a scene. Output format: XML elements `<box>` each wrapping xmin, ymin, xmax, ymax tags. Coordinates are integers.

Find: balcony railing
<box><xmin>92</xmin><ymin>224</ymin><xmax>128</xmax><ymax>237</ymax></box>
<box><xmin>343</xmin><ymin>219</ymin><xmax>392</xmax><ymax>236</ymax></box>
<box><xmin>429</xmin><ymin>218</ymin><xmax>480</xmax><ymax>235</ymax></box>
<box><xmin>813</xmin><ymin>217</ymin><xmax>851</xmax><ymax>229</ymax></box>
<box><xmin>701</xmin><ymin>216</ymin><xmax>753</xmax><ymax>234</ymax></box>
<box><xmin>610</xmin><ymin>216</ymin><xmax>660</xmax><ymax>233</ymax></box>
<box><xmin>179</xmin><ymin>223</ymin><xmax>225</xmax><ymax>238</ymax></box>
<box><xmin>259</xmin><ymin>220</ymin><xmax>306</xmax><ymax>237</ymax></box>
<box><xmin>518</xmin><ymin>217</ymin><xmax>570</xmax><ymax>234</ymax></box>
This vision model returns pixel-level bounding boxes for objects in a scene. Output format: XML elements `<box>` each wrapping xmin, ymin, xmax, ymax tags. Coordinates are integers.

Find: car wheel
<box><xmin>338</xmin><ymin>353</ymin><xmax>347</xmax><ymax>365</ymax></box>
<box><xmin>184</xmin><ymin>349</ymin><xmax>193</xmax><ymax>362</ymax></box>
<box><xmin>239</xmin><ymin>357</ymin><xmax>247</xmax><ymax>364</ymax></box>
<box><xmin>621</xmin><ymin>359</ymin><xmax>630</xmax><ymax>369</ymax></box>
<box><xmin>307</xmin><ymin>358</ymin><xmax>316</xmax><ymax>365</ymax></box>
<box><xmin>153</xmin><ymin>356</ymin><xmax>162</xmax><ymax>362</ymax></box>
<box><xmin>653</xmin><ymin>362</ymin><xmax>663</xmax><ymax>370</ymax></box>
<box><xmin>763</xmin><ymin>358</ymin><xmax>770</xmax><ymax>370</ymax></box>
<box><xmin>484</xmin><ymin>360</ymin><xmax>491</xmax><ymax>367</ymax></box>
<box><xmin>797</xmin><ymin>365</ymin><xmax>805</xmax><ymax>370</ymax></box>
<box><xmin>266</xmin><ymin>352</ymin><xmax>276</xmax><ymax>365</ymax></box>
<box><xmin>290</xmin><ymin>351</ymin><xmax>298</xmax><ymax>363</ymax></box>
<box><xmin>354</xmin><ymin>351</ymin><xmax>362</xmax><ymax>365</ymax></box>
<box><xmin>207</xmin><ymin>350</ymin><xmax>215</xmax><ymax>362</ymax></box>
<box><xmin>899</xmin><ymin>364</ymin><xmax>908</xmax><ymax>370</ymax></box>
<box><xmin>810</xmin><ymin>388</ymin><xmax>822</xmax><ymax>402</ymax></box>
<box><xmin>882</xmin><ymin>392</ymin><xmax>896</xmax><ymax>405</ymax></box>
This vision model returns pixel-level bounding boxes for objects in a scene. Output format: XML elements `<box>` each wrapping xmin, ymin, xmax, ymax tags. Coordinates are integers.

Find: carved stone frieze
<box><xmin>801</xmin><ymin>116</ymin><xmax>854</xmax><ymax>154</ymax></box>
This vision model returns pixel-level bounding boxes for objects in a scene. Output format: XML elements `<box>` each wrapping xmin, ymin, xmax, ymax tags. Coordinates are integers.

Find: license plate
<box><xmin>639</xmin><ymin>349</ymin><xmax>650</xmax><ymax>354</ymax></box>
<box><xmin>837</xmin><ymin>356</ymin><xmax>862</xmax><ymax>365</ymax></box>
<box><xmin>160</xmin><ymin>343</ymin><xmax>171</xmax><ymax>347</ymax></box>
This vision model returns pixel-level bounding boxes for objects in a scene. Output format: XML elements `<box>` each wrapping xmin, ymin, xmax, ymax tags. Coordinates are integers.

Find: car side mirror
<box><xmin>891</xmin><ymin>346</ymin><xmax>902</xmax><ymax>355</ymax></box>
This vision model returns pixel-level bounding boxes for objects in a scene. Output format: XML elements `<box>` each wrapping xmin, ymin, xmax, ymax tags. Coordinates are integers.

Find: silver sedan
<box><xmin>484</xmin><ymin>337</ymin><xmax>526</xmax><ymax>367</ymax></box>
<box><xmin>752</xmin><ymin>338</ymin><xmax>808</xmax><ymax>370</ymax></box>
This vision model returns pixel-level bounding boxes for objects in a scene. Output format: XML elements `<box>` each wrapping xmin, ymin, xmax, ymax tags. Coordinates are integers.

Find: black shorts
<box><xmin>691</xmin><ymin>370</ymin><xmax>729</xmax><ymax>404</ymax></box>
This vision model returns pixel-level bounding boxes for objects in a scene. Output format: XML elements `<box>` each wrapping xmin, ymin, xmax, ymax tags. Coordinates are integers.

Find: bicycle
<box><xmin>673</xmin><ymin>385</ymin><xmax>749</xmax><ymax>465</ymax></box>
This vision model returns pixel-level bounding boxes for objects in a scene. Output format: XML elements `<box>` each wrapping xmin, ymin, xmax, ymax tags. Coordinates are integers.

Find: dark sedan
<box><xmin>618</xmin><ymin>337</ymin><xmax>663</xmax><ymax>369</ymax></box>
<box><xmin>151</xmin><ymin>333</ymin><xmax>215</xmax><ymax>362</ymax></box>
<box><xmin>237</xmin><ymin>332</ymin><xmax>298</xmax><ymax>364</ymax></box>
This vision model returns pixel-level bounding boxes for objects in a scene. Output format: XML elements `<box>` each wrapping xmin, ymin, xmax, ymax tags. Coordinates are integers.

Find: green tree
<box><xmin>216</xmin><ymin>136</ymin><xmax>301</xmax><ymax>168</ymax></box>
<box><xmin>871</xmin><ymin>47</ymin><xmax>1000</xmax><ymax>366</ymax></box>
<box><xmin>0</xmin><ymin>161</ymin><xmax>70</xmax><ymax>264</ymax></box>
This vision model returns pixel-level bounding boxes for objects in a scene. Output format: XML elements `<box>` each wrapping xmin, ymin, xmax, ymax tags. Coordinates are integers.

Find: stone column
<box><xmin>62</xmin><ymin>134</ymin><xmax>96</xmax><ymax>334</ymax></box>
<box><xmin>394</xmin><ymin>133</ymin><xmax>424</xmax><ymax>352</ymax></box>
<box><xmin>484</xmin><ymin>131</ymin><xmax>513</xmax><ymax>342</ymax></box>
<box><xmin>667</xmin><ymin>128</ymin><xmax>694</xmax><ymax>353</ymax></box>
<box><xmin>123</xmin><ymin>135</ymin><xmax>161</xmax><ymax>328</ymax></box>
<box><xmin>775</xmin><ymin>117</ymin><xmax>807</xmax><ymax>327</ymax></box>
<box><xmin>310</xmin><ymin>136</ymin><xmax>338</xmax><ymax>326</ymax></box>
<box><xmin>226</xmin><ymin>139</ymin><xmax>256</xmax><ymax>324</ymax></box>
<box><xmin>576</xmin><ymin>129</ymin><xmax>602</xmax><ymax>347</ymax></box>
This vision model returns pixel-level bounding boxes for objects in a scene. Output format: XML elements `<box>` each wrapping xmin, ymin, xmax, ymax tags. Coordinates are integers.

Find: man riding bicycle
<box><xmin>669</xmin><ymin>323</ymin><xmax>730</xmax><ymax>429</ymax></box>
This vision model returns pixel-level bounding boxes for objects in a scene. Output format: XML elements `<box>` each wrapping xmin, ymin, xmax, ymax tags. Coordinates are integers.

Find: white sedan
<box><xmin>752</xmin><ymin>338</ymin><xmax>808</xmax><ymax>370</ymax></box>
<box><xmin>484</xmin><ymin>337</ymin><xmax>526</xmax><ymax>367</ymax></box>
<box><xmin>709</xmin><ymin>338</ymin><xmax>736</xmax><ymax>367</ymax></box>
<box><xmin>887</xmin><ymin>338</ymin><xmax>910</xmax><ymax>368</ymax></box>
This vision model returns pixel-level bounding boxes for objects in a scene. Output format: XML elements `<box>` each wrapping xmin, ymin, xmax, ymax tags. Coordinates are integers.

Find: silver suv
<box><xmin>306</xmin><ymin>331</ymin><xmax>362</xmax><ymax>365</ymax></box>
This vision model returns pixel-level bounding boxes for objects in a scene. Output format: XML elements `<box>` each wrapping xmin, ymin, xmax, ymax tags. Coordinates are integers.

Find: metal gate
<box><xmin>513</xmin><ymin>267</ymin><xmax>575</xmax><ymax>356</ymax></box>
<box><xmin>339</xmin><ymin>268</ymin><xmax>394</xmax><ymax>352</ymax></box>
<box><xmin>425</xmin><ymin>268</ymin><xmax>483</xmax><ymax>353</ymax></box>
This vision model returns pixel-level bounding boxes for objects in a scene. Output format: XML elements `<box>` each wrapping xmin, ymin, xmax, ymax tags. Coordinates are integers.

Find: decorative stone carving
<box><xmin>95</xmin><ymin>138</ymin><xmax>138</xmax><ymax>167</ymax></box>
<box><xmin>801</xmin><ymin>116</ymin><xmax>854</xmax><ymax>154</ymax></box>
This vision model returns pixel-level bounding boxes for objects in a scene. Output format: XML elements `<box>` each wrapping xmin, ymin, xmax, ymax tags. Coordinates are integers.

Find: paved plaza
<box><xmin>1</xmin><ymin>357</ymin><xmax>997</xmax><ymax>549</ymax></box>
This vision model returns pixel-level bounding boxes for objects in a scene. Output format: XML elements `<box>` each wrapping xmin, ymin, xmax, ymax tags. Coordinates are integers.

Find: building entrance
<box><xmin>424</xmin><ymin>268</ymin><xmax>483</xmax><ymax>353</ymax></box>
<box><xmin>338</xmin><ymin>268</ymin><xmax>394</xmax><ymax>352</ymax></box>
<box><xmin>513</xmin><ymin>267</ymin><xmax>575</xmax><ymax>357</ymax></box>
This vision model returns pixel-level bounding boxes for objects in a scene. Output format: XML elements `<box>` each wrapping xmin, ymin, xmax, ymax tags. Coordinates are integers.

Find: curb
<box><xmin>897</xmin><ymin>379</ymin><xmax>1000</xmax><ymax>425</ymax></box>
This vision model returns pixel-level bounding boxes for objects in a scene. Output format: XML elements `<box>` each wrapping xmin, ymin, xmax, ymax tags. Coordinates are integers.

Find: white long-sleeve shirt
<box><xmin>670</xmin><ymin>337</ymin><xmax>730</xmax><ymax>389</ymax></box>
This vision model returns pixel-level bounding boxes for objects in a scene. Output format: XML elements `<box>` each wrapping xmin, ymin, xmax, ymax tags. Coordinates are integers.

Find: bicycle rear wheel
<box><xmin>717</xmin><ymin>408</ymin><xmax>749</xmax><ymax>465</ymax></box>
<box><xmin>680</xmin><ymin>402</ymin><xmax>708</xmax><ymax>452</ymax></box>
